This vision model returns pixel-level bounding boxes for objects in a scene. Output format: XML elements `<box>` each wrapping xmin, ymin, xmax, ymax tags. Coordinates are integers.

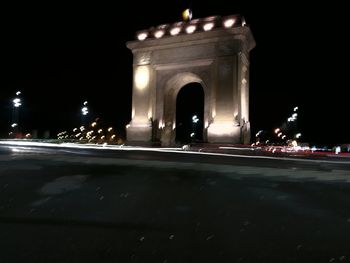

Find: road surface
<box><xmin>0</xmin><ymin>142</ymin><xmax>350</xmax><ymax>263</ymax></box>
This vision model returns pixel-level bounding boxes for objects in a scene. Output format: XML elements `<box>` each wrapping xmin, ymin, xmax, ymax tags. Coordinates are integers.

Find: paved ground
<box><xmin>0</xmin><ymin>143</ymin><xmax>350</xmax><ymax>262</ymax></box>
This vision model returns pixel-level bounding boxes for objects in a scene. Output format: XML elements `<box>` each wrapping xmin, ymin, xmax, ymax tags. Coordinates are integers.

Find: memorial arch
<box><xmin>126</xmin><ymin>15</ymin><xmax>255</xmax><ymax>146</ymax></box>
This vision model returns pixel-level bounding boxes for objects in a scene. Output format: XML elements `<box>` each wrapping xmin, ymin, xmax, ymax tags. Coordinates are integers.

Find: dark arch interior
<box><xmin>176</xmin><ymin>82</ymin><xmax>204</xmax><ymax>144</ymax></box>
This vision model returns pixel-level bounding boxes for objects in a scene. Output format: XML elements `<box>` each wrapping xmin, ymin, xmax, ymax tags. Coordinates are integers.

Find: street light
<box><xmin>190</xmin><ymin>115</ymin><xmax>200</xmax><ymax>140</ymax></box>
<box><xmin>81</xmin><ymin>101</ymin><xmax>88</xmax><ymax>116</ymax></box>
<box><xmin>11</xmin><ymin>90</ymin><xmax>22</xmax><ymax>137</ymax></box>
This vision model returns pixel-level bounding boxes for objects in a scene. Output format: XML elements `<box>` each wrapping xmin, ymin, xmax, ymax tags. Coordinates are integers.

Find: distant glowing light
<box><xmin>241</xmin><ymin>17</ymin><xmax>247</xmax><ymax>27</ymax></box>
<box><xmin>81</xmin><ymin>107</ymin><xmax>88</xmax><ymax>115</ymax></box>
<box><xmin>91</xmin><ymin>122</ymin><xmax>97</xmax><ymax>127</ymax></box>
<box><xmin>192</xmin><ymin>115</ymin><xmax>199</xmax><ymax>123</ymax></box>
<box><xmin>292</xmin><ymin>113</ymin><xmax>298</xmax><ymax>118</ymax></box>
<box><xmin>282</xmin><ymin>135</ymin><xmax>286</xmax><ymax>139</ymax></box>
<box><xmin>190</xmin><ymin>132</ymin><xmax>195</xmax><ymax>137</ymax></box>
<box><xmin>108</xmin><ymin>127</ymin><xmax>113</xmax><ymax>132</ymax></box>
<box><xmin>203</xmin><ymin>22</ymin><xmax>214</xmax><ymax>31</ymax></box>
<box><xmin>223</xmin><ymin>18</ymin><xmax>235</xmax><ymax>28</ymax></box>
<box><xmin>11</xmin><ymin>123</ymin><xmax>18</xmax><ymax>128</ymax></box>
<box><xmin>277</xmin><ymin>132</ymin><xmax>283</xmax><ymax>137</ymax></box>
<box><xmin>98</xmin><ymin>129</ymin><xmax>103</xmax><ymax>134</ymax></box>
<box><xmin>335</xmin><ymin>146</ymin><xmax>341</xmax><ymax>154</ymax></box>
<box><xmin>294</xmin><ymin>106</ymin><xmax>298</xmax><ymax>112</ymax></box>
<box><xmin>13</xmin><ymin>98</ymin><xmax>22</xmax><ymax>107</ymax></box>
<box><xmin>16</xmin><ymin>91</ymin><xmax>21</xmax><ymax>96</ymax></box>
<box><xmin>256</xmin><ymin>130</ymin><xmax>263</xmax><ymax>137</ymax></box>
<box><xmin>185</xmin><ymin>25</ymin><xmax>196</xmax><ymax>34</ymax></box>
<box><xmin>135</xmin><ymin>66</ymin><xmax>149</xmax><ymax>90</ymax></box>
<box><xmin>83</xmin><ymin>101</ymin><xmax>88</xmax><ymax>106</ymax></box>
<box><xmin>154</xmin><ymin>30</ymin><xmax>165</xmax><ymax>39</ymax></box>
<box><xmin>295</xmin><ymin>133</ymin><xmax>302</xmax><ymax>139</ymax></box>
<box><xmin>137</xmin><ymin>32</ymin><xmax>148</xmax><ymax>41</ymax></box>
<box><xmin>274</xmin><ymin>128</ymin><xmax>280</xmax><ymax>134</ymax></box>
<box><xmin>170</xmin><ymin>27</ymin><xmax>181</xmax><ymax>36</ymax></box>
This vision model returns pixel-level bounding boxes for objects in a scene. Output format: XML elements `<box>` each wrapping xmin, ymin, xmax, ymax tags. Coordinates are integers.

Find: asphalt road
<box><xmin>0</xmin><ymin>143</ymin><xmax>350</xmax><ymax>263</ymax></box>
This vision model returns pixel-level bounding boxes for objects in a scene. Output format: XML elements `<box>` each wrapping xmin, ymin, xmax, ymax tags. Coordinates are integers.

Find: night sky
<box><xmin>1</xmin><ymin>1</ymin><xmax>349</xmax><ymax>145</ymax></box>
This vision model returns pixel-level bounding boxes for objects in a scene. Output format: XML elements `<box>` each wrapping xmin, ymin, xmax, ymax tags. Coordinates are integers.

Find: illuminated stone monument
<box><xmin>126</xmin><ymin>15</ymin><xmax>255</xmax><ymax>145</ymax></box>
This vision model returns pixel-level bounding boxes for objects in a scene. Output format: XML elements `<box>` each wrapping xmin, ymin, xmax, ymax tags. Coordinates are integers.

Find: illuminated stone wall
<box><xmin>126</xmin><ymin>15</ymin><xmax>255</xmax><ymax>145</ymax></box>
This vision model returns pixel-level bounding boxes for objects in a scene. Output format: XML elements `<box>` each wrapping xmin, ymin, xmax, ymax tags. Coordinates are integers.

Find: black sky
<box><xmin>1</xmin><ymin>1</ymin><xmax>349</xmax><ymax>144</ymax></box>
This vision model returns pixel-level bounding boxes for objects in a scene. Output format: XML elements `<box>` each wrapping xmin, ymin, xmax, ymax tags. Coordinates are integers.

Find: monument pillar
<box><xmin>126</xmin><ymin>62</ymin><xmax>153</xmax><ymax>142</ymax></box>
<box><xmin>207</xmin><ymin>55</ymin><xmax>241</xmax><ymax>143</ymax></box>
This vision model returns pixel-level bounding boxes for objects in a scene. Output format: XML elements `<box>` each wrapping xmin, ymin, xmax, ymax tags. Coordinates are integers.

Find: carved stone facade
<box><xmin>126</xmin><ymin>15</ymin><xmax>255</xmax><ymax>145</ymax></box>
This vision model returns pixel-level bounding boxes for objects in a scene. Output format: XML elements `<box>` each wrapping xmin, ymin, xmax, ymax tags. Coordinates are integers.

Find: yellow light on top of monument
<box><xmin>185</xmin><ymin>25</ymin><xmax>196</xmax><ymax>34</ymax></box>
<box><xmin>135</xmin><ymin>66</ymin><xmax>149</xmax><ymax>90</ymax></box>
<box><xmin>203</xmin><ymin>22</ymin><xmax>214</xmax><ymax>31</ymax></box>
<box><xmin>137</xmin><ymin>32</ymin><xmax>148</xmax><ymax>41</ymax></box>
<box><xmin>154</xmin><ymin>30</ymin><xmax>165</xmax><ymax>39</ymax></box>
<box><xmin>182</xmin><ymin>9</ymin><xmax>192</xmax><ymax>21</ymax></box>
<box><xmin>223</xmin><ymin>18</ymin><xmax>235</xmax><ymax>28</ymax></box>
<box><xmin>170</xmin><ymin>27</ymin><xmax>181</xmax><ymax>36</ymax></box>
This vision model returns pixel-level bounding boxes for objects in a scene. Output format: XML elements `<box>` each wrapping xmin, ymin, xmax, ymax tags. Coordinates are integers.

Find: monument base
<box><xmin>126</xmin><ymin>121</ymin><xmax>152</xmax><ymax>142</ymax></box>
<box><xmin>207</xmin><ymin>123</ymin><xmax>241</xmax><ymax>143</ymax></box>
<box><xmin>242</xmin><ymin>121</ymin><xmax>251</xmax><ymax>145</ymax></box>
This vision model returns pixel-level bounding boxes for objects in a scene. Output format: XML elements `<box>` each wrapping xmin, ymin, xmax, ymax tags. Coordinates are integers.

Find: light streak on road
<box><xmin>0</xmin><ymin>140</ymin><xmax>349</xmax><ymax>164</ymax></box>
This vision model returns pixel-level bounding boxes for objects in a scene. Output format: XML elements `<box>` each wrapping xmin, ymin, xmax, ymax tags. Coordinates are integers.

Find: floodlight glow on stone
<box><xmin>137</xmin><ymin>32</ymin><xmax>148</xmax><ymax>41</ymax></box>
<box><xmin>223</xmin><ymin>18</ymin><xmax>235</xmax><ymax>28</ymax></box>
<box><xmin>154</xmin><ymin>30</ymin><xmax>165</xmax><ymax>39</ymax></box>
<box><xmin>203</xmin><ymin>22</ymin><xmax>214</xmax><ymax>31</ymax></box>
<box><xmin>135</xmin><ymin>66</ymin><xmax>149</xmax><ymax>90</ymax></box>
<box><xmin>186</xmin><ymin>25</ymin><xmax>196</xmax><ymax>34</ymax></box>
<box><xmin>170</xmin><ymin>27</ymin><xmax>181</xmax><ymax>36</ymax></box>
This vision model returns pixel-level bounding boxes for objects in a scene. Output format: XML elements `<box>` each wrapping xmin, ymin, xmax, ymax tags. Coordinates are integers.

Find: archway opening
<box><xmin>176</xmin><ymin>83</ymin><xmax>204</xmax><ymax>144</ymax></box>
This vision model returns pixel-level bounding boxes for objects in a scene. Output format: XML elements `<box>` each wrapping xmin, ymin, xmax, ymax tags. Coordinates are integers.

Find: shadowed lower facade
<box><xmin>126</xmin><ymin>15</ymin><xmax>255</xmax><ymax>146</ymax></box>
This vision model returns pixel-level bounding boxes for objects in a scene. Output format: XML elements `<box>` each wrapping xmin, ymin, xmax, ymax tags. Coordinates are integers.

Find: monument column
<box><xmin>126</xmin><ymin>53</ymin><xmax>153</xmax><ymax>142</ymax></box>
<box><xmin>207</xmin><ymin>55</ymin><xmax>241</xmax><ymax>143</ymax></box>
